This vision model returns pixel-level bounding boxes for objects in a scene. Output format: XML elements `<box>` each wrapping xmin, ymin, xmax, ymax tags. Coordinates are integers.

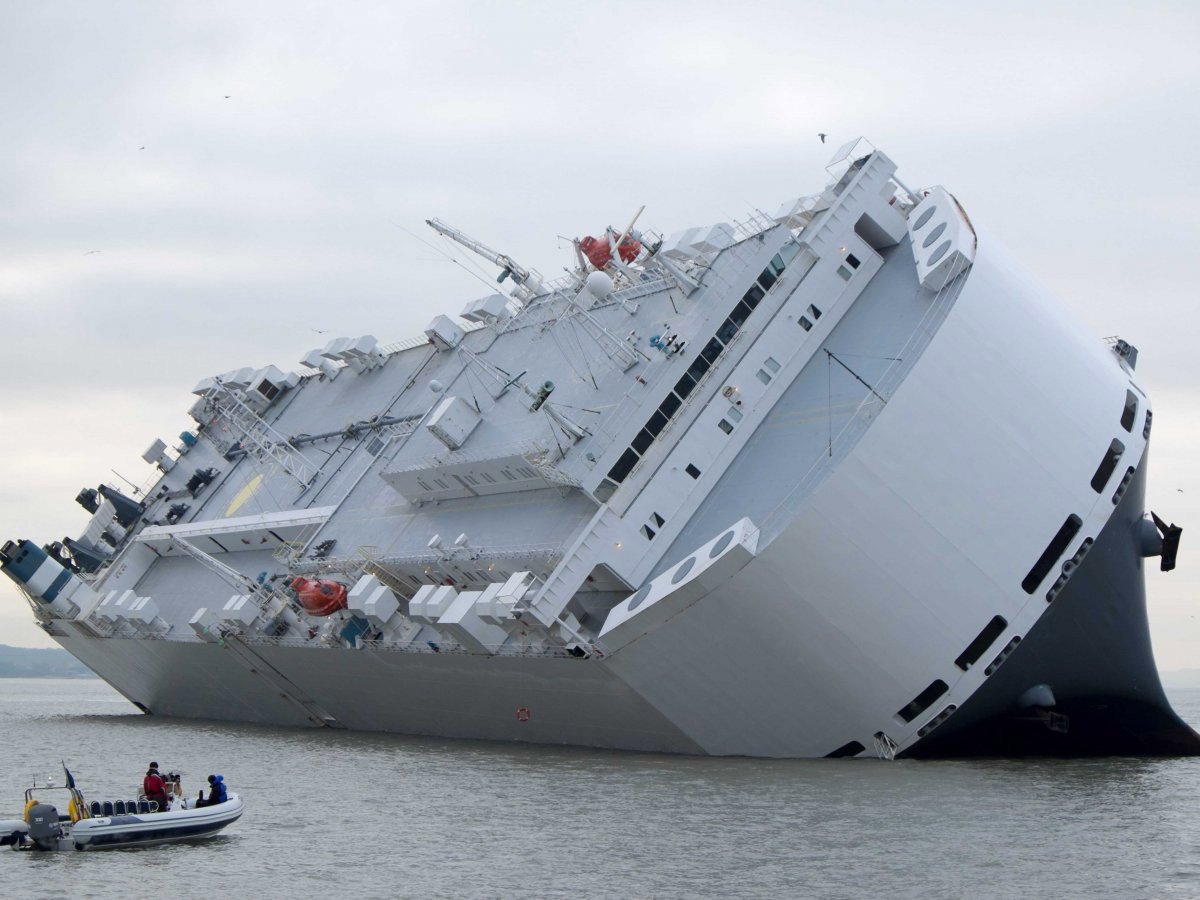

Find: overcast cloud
<box><xmin>1</xmin><ymin>0</ymin><xmax>1197</xmax><ymax>668</ymax></box>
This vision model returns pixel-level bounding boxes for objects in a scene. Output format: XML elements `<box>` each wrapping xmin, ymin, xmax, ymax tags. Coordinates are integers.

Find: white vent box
<box><xmin>141</xmin><ymin>439</ymin><xmax>168</xmax><ymax>464</ymax></box>
<box><xmin>320</xmin><ymin>337</ymin><xmax>353</xmax><ymax>361</ymax></box>
<box><xmin>660</xmin><ymin>226</ymin><xmax>703</xmax><ymax>260</ymax></box>
<box><xmin>347</xmin><ymin>573</ymin><xmax>403</xmax><ymax>625</ymax></box>
<box><xmin>437</xmin><ymin>589</ymin><xmax>508</xmax><ymax>653</ymax></box>
<box><xmin>460</xmin><ymin>294</ymin><xmax>510</xmax><ymax>324</ymax></box>
<box><xmin>691</xmin><ymin>223</ymin><xmax>735</xmax><ymax>255</ymax></box>
<box><xmin>191</xmin><ymin>376</ymin><xmax>218</xmax><ymax>397</ymax></box>
<box><xmin>409</xmin><ymin>585</ymin><xmax>458</xmax><ymax>624</ymax></box>
<box><xmin>188</xmin><ymin>607</ymin><xmax>221</xmax><ymax>642</ymax></box>
<box><xmin>426</xmin><ymin>395</ymin><xmax>480</xmax><ymax>450</ymax></box>
<box><xmin>425</xmin><ymin>315</ymin><xmax>465</xmax><ymax>351</ymax></box>
<box><xmin>246</xmin><ymin>365</ymin><xmax>296</xmax><ymax>408</ymax></box>
<box><xmin>341</xmin><ymin>335</ymin><xmax>381</xmax><ymax>360</ymax></box>
<box><xmin>220</xmin><ymin>367</ymin><xmax>256</xmax><ymax>390</ymax></box>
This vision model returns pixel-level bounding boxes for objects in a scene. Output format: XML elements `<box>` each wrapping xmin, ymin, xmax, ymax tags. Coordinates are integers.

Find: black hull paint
<box><xmin>908</xmin><ymin>454</ymin><xmax>1200</xmax><ymax>758</ymax></box>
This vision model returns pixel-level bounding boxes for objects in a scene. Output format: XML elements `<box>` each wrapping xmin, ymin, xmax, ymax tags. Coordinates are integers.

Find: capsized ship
<box><xmin>4</xmin><ymin>140</ymin><xmax>1194</xmax><ymax>758</ymax></box>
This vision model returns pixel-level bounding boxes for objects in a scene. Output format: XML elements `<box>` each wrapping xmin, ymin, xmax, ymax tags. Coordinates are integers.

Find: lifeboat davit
<box><xmin>580</xmin><ymin>232</ymin><xmax>641</xmax><ymax>271</ymax></box>
<box><xmin>290</xmin><ymin>577</ymin><xmax>348</xmax><ymax>616</ymax></box>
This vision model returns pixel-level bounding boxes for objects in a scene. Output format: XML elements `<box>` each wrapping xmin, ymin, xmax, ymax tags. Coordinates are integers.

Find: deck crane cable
<box><xmin>390</xmin><ymin>222</ymin><xmax>512</xmax><ymax>299</ymax></box>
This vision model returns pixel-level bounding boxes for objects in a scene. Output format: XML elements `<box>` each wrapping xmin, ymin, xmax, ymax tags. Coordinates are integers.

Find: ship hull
<box><xmin>44</xmin><ymin>446</ymin><xmax>1199</xmax><ymax>758</ymax></box>
<box><xmin>906</xmin><ymin>456</ymin><xmax>1200</xmax><ymax>757</ymax></box>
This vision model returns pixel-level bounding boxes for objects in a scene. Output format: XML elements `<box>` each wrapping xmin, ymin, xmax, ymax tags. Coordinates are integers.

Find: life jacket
<box><xmin>144</xmin><ymin>772</ymin><xmax>165</xmax><ymax>796</ymax></box>
<box><xmin>211</xmin><ymin>776</ymin><xmax>227</xmax><ymax>803</ymax></box>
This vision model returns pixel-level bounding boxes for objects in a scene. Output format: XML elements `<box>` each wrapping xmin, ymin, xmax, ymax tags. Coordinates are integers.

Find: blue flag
<box><xmin>62</xmin><ymin>761</ymin><xmax>75</xmax><ymax>789</ymax></box>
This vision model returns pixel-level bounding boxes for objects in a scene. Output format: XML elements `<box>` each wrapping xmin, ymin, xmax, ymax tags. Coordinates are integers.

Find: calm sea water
<box><xmin>1</xmin><ymin>679</ymin><xmax>1198</xmax><ymax>899</ymax></box>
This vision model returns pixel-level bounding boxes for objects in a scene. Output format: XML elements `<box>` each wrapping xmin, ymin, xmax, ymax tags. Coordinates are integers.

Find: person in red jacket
<box><xmin>142</xmin><ymin>762</ymin><xmax>170</xmax><ymax>812</ymax></box>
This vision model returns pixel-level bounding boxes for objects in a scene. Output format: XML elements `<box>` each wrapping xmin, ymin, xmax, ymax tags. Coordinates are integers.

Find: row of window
<box><xmin>1021</xmin><ymin>387</ymin><xmax>1145</xmax><ymax>595</ymax></box>
<box><xmin>603</xmin><ymin>249</ymin><xmax>793</xmax><ymax>490</ymax></box>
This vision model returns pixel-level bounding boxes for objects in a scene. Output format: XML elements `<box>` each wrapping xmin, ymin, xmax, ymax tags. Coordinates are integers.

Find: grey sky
<box><xmin>2</xmin><ymin>1</ymin><xmax>1197</xmax><ymax>667</ymax></box>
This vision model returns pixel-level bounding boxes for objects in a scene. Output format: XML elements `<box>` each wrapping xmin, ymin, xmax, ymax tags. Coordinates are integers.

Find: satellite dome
<box><xmin>585</xmin><ymin>271</ymin><xmax>614</xmax><ymax>299</ymax></box>
<box><xmin>429</xmin><ymin>379</ymin><xmax>445</xmax><ymax>393</ymax></box>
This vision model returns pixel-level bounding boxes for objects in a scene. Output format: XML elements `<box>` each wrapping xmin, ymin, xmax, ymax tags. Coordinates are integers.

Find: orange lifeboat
<box><xmin>290</xmin><ymin>577</ymin><xmax>348</xmax><ymax>617</ymax></box>
<box><xmin>579</xmin><ymin>232</ymin><xmax>642</xmax><ymax>270</ymax></box>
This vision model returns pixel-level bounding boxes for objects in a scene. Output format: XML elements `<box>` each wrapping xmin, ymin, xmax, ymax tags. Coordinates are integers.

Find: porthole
<box><xmin>627</xmin><ymin>585</ymin><xmax>652</xmax><ymax>611</ymax></box>
<box><xmin>671</xmin><ymin>557</ymin><xmax>697</xmax><ymax>585</ymax></box>
<box><xmin>922</xmin><ymin>222</ymin><xmax>947</xmax><ymax>248</ymax></box>
<box><xmin>928</xmin><ymin>241</ymin><xmax>952</xmax><ymax>266</ymax></box>
<box><xmin>709</xmin><ymin>530</ymin><xmax>736</xmax><ymax>558</ymax></box>
<box><xmin>913</xmin><ymin>206</ymin><xmax>937</xmax><ymax>230</ymax></box>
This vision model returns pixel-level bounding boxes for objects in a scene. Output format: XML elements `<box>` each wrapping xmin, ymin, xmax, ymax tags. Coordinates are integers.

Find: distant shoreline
<box><xmin>0</xmin><ymin>644</ymin><xmax>96</xmax><ymax>679</ymax></box>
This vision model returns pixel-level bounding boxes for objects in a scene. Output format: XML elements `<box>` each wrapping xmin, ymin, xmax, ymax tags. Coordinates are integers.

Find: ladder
<box><xmin>204</xmin><ymin>380</ymin><xmax>317</xmax><ymax>488</ymax></box>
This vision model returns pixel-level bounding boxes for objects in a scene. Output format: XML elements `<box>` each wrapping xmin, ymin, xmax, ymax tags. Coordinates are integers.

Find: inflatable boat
<box><xmin>2</xmin><ymin>774</ymin><xmax>243</xmax><ymax>851</ymax></box>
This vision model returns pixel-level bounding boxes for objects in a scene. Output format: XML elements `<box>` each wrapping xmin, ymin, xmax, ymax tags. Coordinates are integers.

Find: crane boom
<box><xmin>426</xmin><ymin>217</ymin><xmax>537</xmax><ymax>290</ymax></box>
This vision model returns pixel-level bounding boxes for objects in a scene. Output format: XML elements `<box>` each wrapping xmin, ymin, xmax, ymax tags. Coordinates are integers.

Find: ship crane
<box><xmin>425</xmin><ymin>218</ymin><xmax>545</xmax><ymax>301</ymax></box>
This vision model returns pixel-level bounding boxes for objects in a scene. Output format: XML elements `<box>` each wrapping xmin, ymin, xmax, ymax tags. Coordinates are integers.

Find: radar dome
<box><xmin>585</xmin><ymin>271</ymin><xmax>614</xmax><ymax>299</ymax></box>
<box><xmin>429</xmin><ymin>379</ymin><xmax>445</xmax><ymax>393</ymax></box>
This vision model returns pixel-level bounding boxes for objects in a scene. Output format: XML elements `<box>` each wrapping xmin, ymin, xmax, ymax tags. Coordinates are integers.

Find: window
<box><xmin>756</xmin><ymin>369</ymin><xmax>772</xmax><ymax>385</ymax></box>
<box><xmin>1090</xmin><ymin>439</ymin><xmax>1125</xmax><ymax>493</ymax></box>
<box><xmin>658</xmin><ymin>392</ymin><xmax>682</xmax><ymax>420</ymax></box>
<box><xmin>808</xmin><ymin>304</ymin><xmax>822</xmax><ymax>320</ymax></box>
<box><xmin>674</xmin><ymin>373</ymin><xmax>697</xmax><ymax>401</ymax></box>
<box><xmin>837</xmin><ymin>265</ymin><xmax>852</xmax><ymax>281</ymax></box>
<box><xmin>631</xmin><ymin>428</ymin><xmax>654</xmax><ymax>454</ymax></box>
<box><xmin>651</xmin><ymin>512</ymin><xmax>665</xmax><ymax>527</ymax></box>
<box><xmin>717</xmin><ymin>419</ymin><xmax>734</xmax><ymax>434</ymax></box>
<box><xmin>768</xmin><ymin>253</ymin><xmax>786</xmax><ymax>276</ymax></box>
<box><xmin>743</xmin><ymin>284</ymin><xmax>765</xmax><ymax>310</ymax></box>
<box><xmin>1022</xmin><ymin>514</ymin><xmax>1083</xmax><ymax>594</ymax></box>
<box><xmin>954</xmin><ymin>616</ymin><xmax>1008</xmax><ymax>671</ymax></box>
<box><xmin>645</xmin><ymin>409</ymin><xmax>669</xmax><ymax>437</ymax></box>
<box><xmin>716</xmin><ymin>317</ymin><xmax>739</xmax><ymax>345</ymax></box>
<box><xmin>726</xmin><ymin>407</ymin><xmax>743</xmax><ymax>423</ymax></box>
<box><xmin>607</xmin><ymin>448</ymin><xmax>640</xmax><ymax>484</ymax></box>
<box><xmin>687</xmin><ymin>355</ymin><xmax>711</xmax><ymax>382</ymax></box>
<box><xmin>897</xmin><ymin>680</ymin><xmax>949</xmax><ymax>723</ymax></box>
<box><xmin>728</xmin><ymin>300</ymin><xmax>753</xmax><ymax>328</ymax></box>
<box><xmin>846</xmin><ymin>253</ymin><xmax>861</xmax><ymax>269</ymax></box>
<box><xmin>798</xmin><ymin>316</ymin><xmax>813</xmax><ymax>331</ymax></box>
<box><xmin>757</xmin><ymin>268</ymin><xmax>777</xmax><ymax>291</ymax></box>
<box><xmin>764</xmin><ymin>357</ymin><xmax>781</xmax><ymax>373</ymax></box>
<box><xmin>700</xmin><ymin>337</ymin><xmax>725</xmax><ymax>365</ymax></box>
<box><xmin>1121</xmin><ymin>390</ymin><xmax>1137</xmax><ymax>432</ymax></box>
<box><xmin>685</xmin><ymin>463</ymin><xmax>701</xmax><ymax>479</ymax></box>
<box><xmin>640</xmin><ymin>524</ymin><xmax>656</xmax><ymax>541</ymax></box>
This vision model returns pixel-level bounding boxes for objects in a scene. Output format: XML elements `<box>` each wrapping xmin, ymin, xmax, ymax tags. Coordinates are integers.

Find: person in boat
<box><xmin>197</xmin><ymin>774</ymin><xmax>227</xmax><ymax>807</ymax></box>
<box><xmin>143</xmin><ymin>762</ymin><xmax>170</xmax><ymax>812</ymax></box>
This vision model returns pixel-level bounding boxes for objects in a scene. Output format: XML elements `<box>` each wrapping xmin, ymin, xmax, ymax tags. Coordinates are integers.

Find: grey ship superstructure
<box><xmin>5</xmin><ymin>140</ymin><xmax>1195</xmax><ymax>758</ymax></box>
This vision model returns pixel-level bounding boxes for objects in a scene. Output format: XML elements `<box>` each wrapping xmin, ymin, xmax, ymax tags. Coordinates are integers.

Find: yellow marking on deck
<box><xmin>224</xmin><ymin>474</ymin><xmax>264</xmax><ymax>517</ymax></box>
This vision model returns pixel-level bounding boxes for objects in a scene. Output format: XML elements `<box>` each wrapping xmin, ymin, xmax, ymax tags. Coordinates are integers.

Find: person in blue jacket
<box><xmin>197</xmin><ymin>774</ymin><xmax>228</xmax><ymax>807</ymax></box>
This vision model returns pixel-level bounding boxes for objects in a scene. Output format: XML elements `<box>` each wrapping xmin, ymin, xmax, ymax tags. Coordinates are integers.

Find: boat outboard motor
<box><xmin>26</xmin><ymin>803</ymin><xmax>62</xmax><ymax>851</ymax></box>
